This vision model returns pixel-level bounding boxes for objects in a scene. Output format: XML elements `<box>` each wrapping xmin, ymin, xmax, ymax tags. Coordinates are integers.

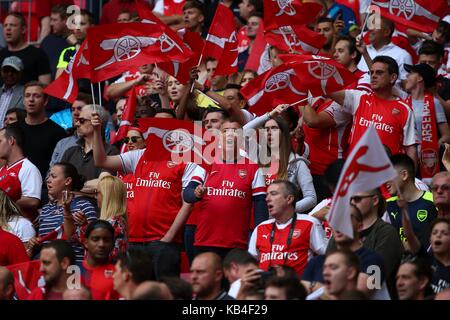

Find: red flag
<box><xmin>202</xmin><ymin>3</ymin><xmax>237</xmax><ymax>61</ymax></box>
<box><xmin>371</xmin><ymin>0</ymin><xmax>447</xmax><ymax>33</ymax></box>
<box><xmin>240</xmin><ymin>63</ymin><xmax>307</xmax><ymax>115</ymax></box>
<box><xmin>265</xmin><ymin>25</ymin><xmax>326</xmax><ymax>54</ymax></box>
<box><xmin>7</xmin><ymin>260</ymin><xmax>43</xmax><ymax>300</ymax></box>
<box><xmin>88</xmin><ymin>23</ymin><xmax>191</xmax><ymax>82</ymax></box>
<box><xmin>112</xmin><ymin>86</ymin><xmax>138</xmax><ymax>144</ymax></box>
<box><xmin>244</xmin><ymin>21</ymin><xmax>272</xmax><ymax>74</ymax></box>
<box><xmin>214</xmin><ymin>38</ymin><xmax>238</xmax><ymax>76</ymax></box>
<box><xmin>263</xmin><ymin>0</ymin><xmax>323</xmax><ymax>30</ymax></box>
<box><xmin>327</xmin><ymin>126</ymin><xmax>397</xmax><ymax>238</ymax></box>
<box><xmin>138</xmin><ymin>117</ymin><xmax>219</xmax><ymax>166</ymax></box>
<box><xmin>44</xmin><ymin>39</ymin><xmax>90</xmax><ymax>103</ymax></box>
<box><xmin>158</xmin><ymin>31</ymin><xmax>205</xmax><ymax>84</ymax></box>
<box><xmin>278</xmin><ymin>54</ymin><xmax>357</xmax><ymax>96</ymax></box>
<box><xmin>38</xmin><ymin>225</ymin><xmax>66</xmax><ymax>244</ymax></box>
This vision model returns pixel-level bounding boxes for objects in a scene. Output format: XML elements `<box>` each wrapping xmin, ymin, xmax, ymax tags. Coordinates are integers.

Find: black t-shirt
<box><xmin>16</xmin><ymin>119</ymin><xmax>67</xmax><ymax>179</ymax></box>
<box><xmin>40</xmin><ymin>34</ymin><xmax>70</xmax><ymax>79</ymax></box>
<box><xmin>0</xmin><ymin>45</ymin><xmax>51</xmax><ymax>85</ymax></box>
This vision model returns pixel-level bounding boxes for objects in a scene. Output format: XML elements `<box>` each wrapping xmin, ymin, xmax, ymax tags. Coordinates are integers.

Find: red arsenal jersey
<box><xmin>0</xmin><ymin>158</ymin><xmax>42</xmax><ymax>202</ymax></box>
<box><xmin>82</xmin><ymin>260</ymin><xmax>119</xmax><ymax>300</ymax></box>
<box><xmin>343</xmin><ymin>90</ymin><xmax>416</xmax><ymax>154</ymax></box>
<box><xmin>194</xmin><ymin>161</ymin><xmax>266</xmax><ymax>249</ymax></box>
<box><xmin>248</xmin><ymin>214</ymin><xmax>327</xmax><ymax>276</ymax></box>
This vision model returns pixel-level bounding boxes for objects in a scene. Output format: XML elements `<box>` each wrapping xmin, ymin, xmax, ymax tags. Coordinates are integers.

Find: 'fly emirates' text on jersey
<box><xmin>194</xmin><ymin>161</ymin><xmax>266</xmax><ymax>249</ymax></box>
<box><xmin>249</xmin><ymin>214</ymin><xmax>328</xmax><ymax>276</ymax></box>
<box><xmin>120</xmin><ymin>149</ymin><xmax>202</xmax><ymax>243</ymax></box>
<box><xmin>343</xmin><ymin>90</ymin><xmax>416</xmax><ymax>154</ymax></box>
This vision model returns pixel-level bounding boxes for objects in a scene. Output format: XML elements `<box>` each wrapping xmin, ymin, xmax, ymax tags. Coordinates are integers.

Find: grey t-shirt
<box><xmin>412</xmin><ymin>97</ymin><xmax>447</xmax><ymax>142</ymax></box>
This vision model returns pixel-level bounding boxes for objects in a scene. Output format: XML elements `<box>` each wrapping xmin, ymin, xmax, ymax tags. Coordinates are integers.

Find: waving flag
<box><xmin>7</xmin><ymin>260</ymin><xmax>43</xmax><ymax>300</ymax></box>
<box><xmin>371</xmin><ymin>0</ymin><xmax>447</xmax><ymax>33</ymax></box>
<box><xmin>44</xmin><ymin>39</ymin><xmax>90</xmax><ymax>103</ymax></box>
<box><xmin>265</xmin><ymin>25</ymin><xmax>326</xmax><ymax>54</ymax></box>
<box><xmin>263</xmin><ymin>0</ymin><xmax>323</xmax><ymax>30</ymax></box>
<box><xmin>245</xmin><ymin>21</ymin><xmax>272</xmax><ymax>75</ymax></box>
<box><xmin>139</xmin><ymin>117</ymin><xmax>219</xmax><ymax>166</ymax></box>
<box><xmin>88</xmin><ymin>23</ymin><xmax>191</xmax><ymax>82</ymax></box>
<box><xmin>278</xmin><ymin>54</ymin><xmax>357</xmax><ymax>96</ymax></box>
<box><xmin>202</xmin><ymin>3</ymin><xmax>237</xmax><ymax>61</ymax></box>
<box><xmin>240</xmin><ymin>63</ymin><xmax>307</xmax><ymax>115</ymax></box>
<box><xmin>327</xmin><ymin>126</ymin><xmax>397</xmax><ymax>238</ymax></box>
<box><xmin>112</xmin><ymin>86</ymin><xmax>138</xmax><ymax>144</ymax></box>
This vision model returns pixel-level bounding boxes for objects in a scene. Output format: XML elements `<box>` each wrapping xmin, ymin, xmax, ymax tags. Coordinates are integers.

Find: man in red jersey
<box><xmin>183</xmin><ymin>119</ymin><xmax>268</xmax><ymax>259</ymax></box>
<box><xmin>248</xmin><ymin>180</ymin><xmax>327</xmax><ymax>277</ymax></box>
<box><xmin>92</xmin><ymin>112</ymin><xmax>204</xmax><ymax>280</ymax></box>
<box><xmin>81</xmin><ymin>220</ymin><xmax>119</xmax><ymax>300</ymax></box>
<box><xmin>328</xmin><ymin>55</ymin><xmax>418</xmax><ymax>165</ymax></box>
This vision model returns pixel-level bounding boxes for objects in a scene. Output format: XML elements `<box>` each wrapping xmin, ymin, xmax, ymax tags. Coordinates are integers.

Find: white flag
<box><xmin>327</xmin><ymin>126</ymin><xmax>397</xmax><ymax>238</ymax></box>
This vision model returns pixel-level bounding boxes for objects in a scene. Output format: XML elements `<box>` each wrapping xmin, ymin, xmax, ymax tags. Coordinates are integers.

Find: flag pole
<box><xmin>90</xmin><ymin>83</ymin><xmax>96</xmax><ymax>106</ymax></box>
<box><xmin>289</xmin><ymin>96</ymin><xmax>309</xmax><ymax>107</ymax></box>
<box><xmin>358</xmin><ymin>6</ymin><xmax>375</xmax><ymax>40</ymax></box>
<box><xmin>98</xmin><ymin>82</ymin><xmax>102</xmax><ymax>107</ymax></box>
<box><xmin>190</xmin><ymin>53</ymin><xmax>204</xmax><ymax>93</ymax></box>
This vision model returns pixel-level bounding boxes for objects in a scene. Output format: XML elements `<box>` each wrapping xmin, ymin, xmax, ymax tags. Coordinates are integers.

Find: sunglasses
<box><xmin>124</xmin><ymin>136</ymin><xmax>143</xmax><ymax>143</ymax></box>
<box><xmin>430</xmin><ymin>184</ymin><xmax>450</xmax><ymax>192</ymax></box>
<box><xmin>350</xmin><ymin>195</ymin><xmax>375</xmax><ymax>203</ymax></box>
<box><xmin>77</xmin><ymin>117</ymin><xmax>91</xmax><ymax>124</ymax></box>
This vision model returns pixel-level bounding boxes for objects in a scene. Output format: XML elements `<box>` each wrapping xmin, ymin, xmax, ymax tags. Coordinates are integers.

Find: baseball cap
<box><xmin>404</xmin><ymin>63</ymin><xmax>436</xmax><ymax>88</ymax></box>
<box><xmin>1</xmin><ymin>56</ymin><xmax>24</xmax><ymax>72</ymax></box>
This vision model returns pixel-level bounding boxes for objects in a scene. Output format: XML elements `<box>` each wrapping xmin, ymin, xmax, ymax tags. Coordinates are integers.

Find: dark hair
<box><xmin>224</xmin><ymin>83</ymin><xmax>244</xmax><ymax>101</ymax></box>
<box><xmin>248</xmin><ymin>11</ymin><xmax>263</xmax><ymax>20</ymax></box>
<box><xmin>24</xmin><ymin>81</ymin><xmax>48</xmax><ymax>100</ymax></box>
<box><xmin>223</xmin><ymin>249</ymin><xmax>257</xmax><ymax>270</ymax></box>
<box><xmin>202</xmin><ymin>108</ymin><xmax>229</xmax><ymax>121</ymax></box>
<box><xmin>182</xmin><ymin>0</ymin><xmax>204</xmax><ymax>14</ymax></box>
<box><xmin>381</xmin><ymin>17</ymin><xmax>395</xmax><ymax>38</ymax></box>
<box><xmin>160</xmin><ymin>277</ymin><xmax>193</xmax><ymax>300</ymax></box>
<box><xmin>51</xmin><ymin>4</ymin><xmax>70</xmax><ymax>18</ymax></box>
<box><xmin>400</xmin><ymin>255</ymin><xmax>433</xmax><ymax>296</ymax></box>
<box><xmin>336</xmin><ymin>35</ymin><xmax>362</xmax><ymax>65</ymax></box>
<box><xmin>326</xmin><ymin>249</ymin><xmax>360</xmax><ymax>276</ymax></box>
<box><xmin>372</xmin><ymin>55</ymin><xmax>399</xmax><ymax>76</ymax></box>
<box><xmin>5</xmin><ymin>108</ymin><xmax>26</xmax><ymax>123</ymax></box>
<box><xmin>270</xmin><ymin>180</ymin><xmax>299</xmax><ymax>206</ymax></box>
<box><xmin>85</xmin><ymin>220</ymin><xmax>115</xmax><ymax>239</ymax></box>
<box><xmin>324</xmin><ymin>159</ymin><xmax>345</xmax><ymax>190</ymax></box>
<box><xmin>205</xmin><ymin>56</ymin><xmax>217</xmax><ymax>66</ymax></box>
<box><xmin>117</xmin><ymin>249</ymin><xmax>154</xmax><ymax>284</ymax></box>
<box><xmin>53</xmin><ymin>162</ymin><xmax>85</xmax><ymax>191</ymax></box>
<box><xmin>430</xmin><ymin>218</ymin><xmax>450</xmax><ymax>233</ymax></box>
<box><xmin>317</xmin><ymin>17</ymin><xmax>334</xmax><ymax>25</ymax></box>
<box><xmin>79</xmin><ymin>9</ymin><xmax>95</xmax><ymax>25</ymax></box>
<box><xmin>6</xmin><ymin>12</ymin><xmax>26</xmax><ymax>28</ymax></box>
<box><xmin>1</xmin><ymin>124</ymin><xmax>25</xmax><ymax>150</ymax></box>
<box><xmin>419</xmin><ymin>40</ymin><xmax>445</xmax><ymax>59</ymax></box>
<box><xmin>248</xmin><ymin>0</ymin><xmax>264</xmax><ymax>15</ymax></box>
<box><xmin>42</xmin><ymin>240</ymin><xmax>76</xmax><ymax>266</ymax></box>
<box><xmin>436</xmin><ymin>20</ymin><xmax>450</xmax><ymax>43</ymax></box>
<box><xmin>265</xmin><ymin>276</ymin><xmax>307</xmax><ymax>300</ymax></box>
<box><xmin>155</xmin><ymin>108</ymin><xmax>176</xmax><ymax>118</ymax></box>
<box><xmin>390</xmin><ymin>154</ymin><xmax>415</xmax><ymax>181</ymax></box>
<box><xmin>75</xmin><ymin>92</ymin><xmax>93</xmax><ymax>105</ymax></box>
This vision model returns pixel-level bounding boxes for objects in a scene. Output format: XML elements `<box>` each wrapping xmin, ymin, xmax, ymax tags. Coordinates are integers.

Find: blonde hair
<box><xmin>98</xmin><ymin>176</ymin><xmax>127</xmax><ymax>222</ymax></box>
<box><xmin>0</xmin><ymin>189</ymin><xmax>23</xmax><ymax>231</ymax></box>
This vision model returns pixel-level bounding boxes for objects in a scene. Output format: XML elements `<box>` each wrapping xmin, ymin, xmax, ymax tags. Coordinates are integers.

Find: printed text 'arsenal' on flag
<box><xmin>327</xmin><ymin>126</ymin><xmax>397</xmax><ymax>239</ymax></box>
<box><xmin>88</xmin><ymin>23</ymin><xmax>192</xmax><ymax>82</ymax></box>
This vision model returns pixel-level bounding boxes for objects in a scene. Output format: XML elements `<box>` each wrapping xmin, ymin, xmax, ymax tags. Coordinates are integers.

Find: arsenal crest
<box><xmin>167</xmin><ymin>161</ymin><xmax>177</xmax><ymax>168</ymax></box>
<box><xmin>420</xmin><ymin>148</ymin><xmax>438</xmax><ymax>176</ymax></box>
<box><xmin>238</xmin><ymin>169</ymin><xmax>247</xmax><ymax>178</ymax></box>
<box><xmin>104</xmin><ymin>270</ymin><xmax>114</xmax><ymax>278</ymax></box>
<box><xmin>292</xmin><ymin>229</ymin><xmax>301</xmax><ymax>239</ymax></box>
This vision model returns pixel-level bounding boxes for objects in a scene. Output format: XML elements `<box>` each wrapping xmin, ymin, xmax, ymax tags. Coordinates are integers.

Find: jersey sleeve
<box><xmin>119</xmin><ymin>149</ymin><xmax>145</xmax><ymax>174</ymax></box>
<box><xmin>309</xmin><ymin>217</ymin><xmax>328</xmax><ymax>255</ymax></box>
<box><xmin>182</xmin><ymin>163</ymin><xmax>206</xmax><ymax>188</ymax></box>
<box><xmin>402</xmin><ymin>107</ymin><xmax>418</xmax><ymax>147</ymax></box>
<box><xmin>18</xmin><ymin>161</ymin><xmax>43</xmax><ymax>200</ymax></box>
<box><xmin>251</xmin><ymin>168</ymin><xmax>267</xmax><ymax>196</ymax></box>
<box><xmin>248</xmin><ymin>227</ymin><xmax>259</xmax><ymax>258</ymax></box>
<box><xmin>152</xmin><ymin>0</ymin><xmax>164</xmax><ymax>14</ymax></box>
<box><xmin>323</xmin><ymin>101</ymin><xmax>352</xmax><ymax>127</ymax></box>
<box><xmin>343</xmin><ymin>89</ymin><xmax>364</xmax><ymax>115</ymax></box>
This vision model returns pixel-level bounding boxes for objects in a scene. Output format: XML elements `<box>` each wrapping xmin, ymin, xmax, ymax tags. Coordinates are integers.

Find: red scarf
<box><xmin>407</xmin><ymin>93</ymin><xmax>439</xmax><ymax>179</ymax></box>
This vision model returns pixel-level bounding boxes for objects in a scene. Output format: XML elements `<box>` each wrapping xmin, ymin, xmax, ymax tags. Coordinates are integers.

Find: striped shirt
<box><xmin>38</xmin><ymin>197</ymin><xmax>97</xmax><ymax>263</ymax></box>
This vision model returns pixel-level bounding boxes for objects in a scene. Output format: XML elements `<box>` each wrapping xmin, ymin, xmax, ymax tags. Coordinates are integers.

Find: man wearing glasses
<box><xmin>430</xmin><ymin>172</ymin><xmax>450</xmax><ymax>220</ymax></box>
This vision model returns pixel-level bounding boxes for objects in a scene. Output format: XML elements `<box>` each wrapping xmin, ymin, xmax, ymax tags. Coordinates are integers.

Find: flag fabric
<box><xmin>44</xmin><ymin>39</ymin><xmax>90</xmax><ymax>103</ymax></box>
<box><xmin>327</xmin><ymin>126</ymin><xmax>397</xmax><ymax>238</ymax></box>
<box><xmin>112</xmin><ymin>86</ymin><xmax>138</xmax><ymax>144</ymax></box>
<box><xmin>244</xmin><ymin>21</ymin><xmax>272</xmax><ymax>75</ymax></box>
<box><xmin>138</xmin><ymin>117</ymin><xmax>219</xmax><ymax>166</ymax></box>
<box><xmin>38</xmin><ymin>225</ymin><xmax>66</xmax><ymax>244</ymax></box>
<box><xmin>202</xmin><ymin>3</ymin><xmax>237</xmax><ymax>61</ymax></box>
<box><xmin>214</xmin><ymin>39</ymin><xmax>238</xmax><ymax>76</ymax></box>
<box><xmin>263</xmin><ymin>0</ymin><xmax>323</xmax><ymax>30</ymax></box>
<box><xmin>240</xmin><ymin>62</ymin><xmax>307</xmax><ymax>115</ymax></box>
<box><xmin>278</xmin><ymin>54</ymin><xmax>358</xmax><ymax>96</ymax></box>
<box><xmin>370</xmin><ymin>0</ymin><xmax>447</xmax><ymax>33</ymax></box>
<box><xmin>7</xmin><ymin>260</ymin><xmax>43</xmax><ymax>300</ymax></box>
<box><xmin>265</xmin><ymin>24</ymin><xmax>326</xmax><ymax>54</ymax></box>
<box><xmin>88</xmin><ymin>22</ymin><xmax>191</xmax><ymax>82</ymax></box>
